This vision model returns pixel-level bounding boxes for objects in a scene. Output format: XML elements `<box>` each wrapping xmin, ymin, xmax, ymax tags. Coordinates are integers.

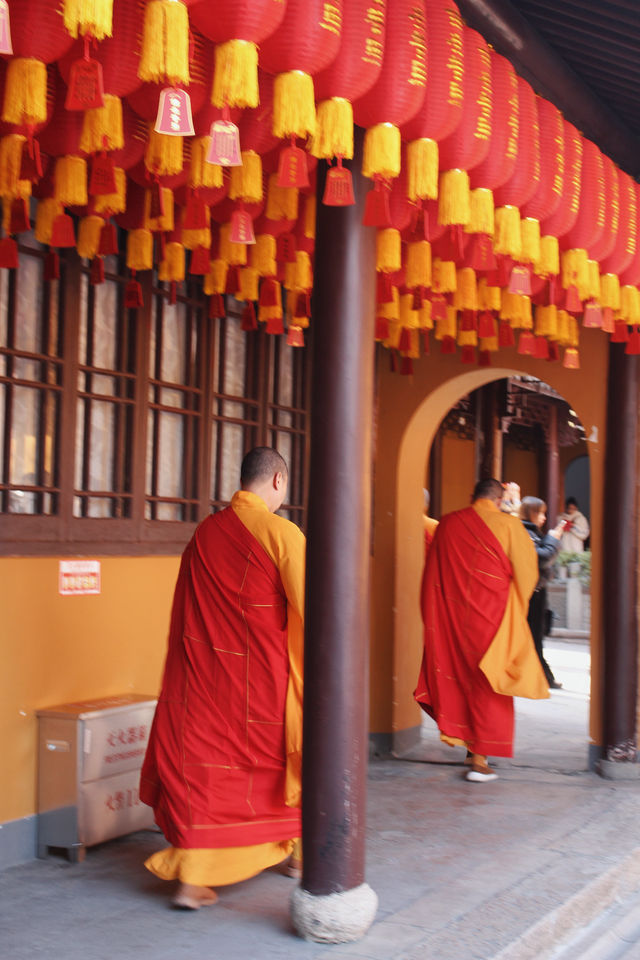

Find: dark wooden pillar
<box><xmin>302</xmin><ymin>127</ymin><xmax>376</xmax><ymax>894</ymax></box>
<box><xmin>543</xmin><ymin>404</ymin><xmax>559</xmax><ymax>529</ymax></box>
<box><xmin>602</xmin><ymin>344</ymin><xmax>639</xmax><ymax>763</ymax></box>
<box><xmin>429</xmin><ymin>429</ymin><xmax>443</xmax><ymax>520</ymax></box>
<box><xmin>476</xmin><ymin>383</ymin><xmax>501</xmax><ymax>480</ymax></box>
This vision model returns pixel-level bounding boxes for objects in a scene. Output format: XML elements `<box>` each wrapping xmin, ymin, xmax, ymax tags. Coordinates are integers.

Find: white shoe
<box><xmin>465</xmin><ymin>762</ymin><xmax>498</xmax><ymax>782</ymax></box>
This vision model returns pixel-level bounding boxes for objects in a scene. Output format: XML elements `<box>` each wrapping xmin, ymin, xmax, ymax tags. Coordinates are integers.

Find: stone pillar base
<box><xmin>290</xmin><ymin>882</ymin><xmax>378</xmax><ymax>943</ymax></box>
<box><xmin>596</xmin><ymin>759</ymin><xmax>640</xmax><ymax>780</ymax></box>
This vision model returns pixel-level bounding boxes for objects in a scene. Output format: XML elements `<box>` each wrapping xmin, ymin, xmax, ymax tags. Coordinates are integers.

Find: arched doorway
<box><xmin>389</xmin><ymin>366</ymin><xmax>602</xmax><ymax>766</ymax></box>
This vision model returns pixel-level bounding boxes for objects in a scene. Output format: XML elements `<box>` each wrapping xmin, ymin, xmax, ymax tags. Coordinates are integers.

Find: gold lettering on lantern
<box><xmin>610</xmin><ymin>183</ymin><xmax>620</xmax><ymax>237</ymax></box>
<box><xmin>408</xmin><ymin>6</ymin><xmax>427</xmax><ymax>87</ymax></box>
<box><xmin>569</xmin><ymin>134</ymin><xmax>581</xmax><ymax>213</ymax></box>
<box><xmin>446</xmin><ymin>22</ymin><xmax>464</xmax><ymax>107</ymax></box>
<box><xmin>363</xmin><ymin>1</ymin><xmax>385</xmax><ymax>66</ymax></box>
<box><xmin>505</xmin><ymin>77</ymin><xmax>518</xmax><ymax>160</ymax></box>
<box><xmin>320</xmin><ymin>2</ymin><xmax>342</xmax><ymax>36</ymax></box>
<box><xmin>532</xmin><ymin>118</ymin><xmax>541</xmax><ymax>180</ymax></box>
<box><xmin>552</xmin><ymin>117</ymin><xmax>564</xmax><ymax>195</ymax></box>
<box><xmin>474</xmin><ymin>47</ymin><xmax>492</xmax><ymax>141</ymax></box>
<box><xmin>626</xmin><ymin>183</ymin><xmax>636</xmax><ymax>255</ymax></box>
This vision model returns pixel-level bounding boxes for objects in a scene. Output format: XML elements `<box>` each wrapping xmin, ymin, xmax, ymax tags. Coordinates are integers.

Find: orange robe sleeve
<box><xmin>231</xmin><ymin>491</ymin><xmax>305</xmax><ymax>808</ymax></box>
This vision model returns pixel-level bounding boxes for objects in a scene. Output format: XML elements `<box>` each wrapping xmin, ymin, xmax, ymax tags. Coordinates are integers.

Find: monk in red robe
<box><xmin>414</xmin><ymin>477</ymin><xmax>548</xmax><ymax>782</ymax></box>
<box><xmin>141</xmin><ymin>447</ymin><xmax>305</xmax><ymax>908</ymax></box>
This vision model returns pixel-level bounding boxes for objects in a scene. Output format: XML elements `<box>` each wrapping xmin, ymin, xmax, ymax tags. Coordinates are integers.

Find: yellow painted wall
<box><xmin>369</xmin><ymin>329</ymin><xmax>607</xmax><ymax>752</ymax></box>
<box><xmin>0</xmin><ymin>556</ymin><xmax>180</xmax><ymax>824</ymax></box>
<box><xmin>503</xmin><ymin>446</ymin><xmax>540</xmax><ymax>500</ymax></box>
<box><xmin>441</xmin><ymin>435</ymin><xmax>475</xmax><ymax>515</ymax></box>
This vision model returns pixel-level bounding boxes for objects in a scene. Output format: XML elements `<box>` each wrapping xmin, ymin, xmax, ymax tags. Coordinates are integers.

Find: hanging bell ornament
<box><xmin>230</xmin><ymin>206</ymin><xmax>255</xmax><ymax>244</ymax></box>
<box><xmin>286</xmin><ymin>327</ymin><xmax>305</xmax><ymax>347</ymax></box>
<box><xmin>189</xmin><ymin>246</ymin><xmax>210</xmax><ymax>276</ymax></box>
<box><xmin>20</xmin><ymin>139</ymin><xmax>43</xmax><ymax>184</ymax></box>
<box><xmin>508</xmin><ymin>265</ymin><xmax>532</xmax><ymax>296</ymax></box>
<box><xmin>0</xmin><ymin>237</ymin><xmax>18</xmax><ymax>269</ymax></box>
<box><xmin>363</xmin><ymin>178</ymin><xmax>391</xmax><ymax>227</ymax></box>
<box><xmin>98</xmin><ymin>221</ymin><xmax>118</xmax><ymax>256</ymax></box>
<box><xmin>277</xmin><ymin>138</ymin><xmax>309</xmax><ymax>189</ymax></box>
<box><xmin>90</xmin><ymin>153</ymin><xmax>117</xmax><ymax>196</ymax></box>
<box><xmin>0</xmin><ymin>1</ymin><xmax>13</xmax><ymax>55</ymax></box>
<box><xmin>154</xmin><ymin>88</ymin><xmax>195</xmax><ymax>137</ymax></box>
<box><xmin>66</xmin><ymin>51</ymin><xmax>105</xmax><ymax>111</ymax></box>
<box><xmin>207</xmin><ymin>120</ymin><xmax>241</xmax><ymax>167</ymax></box>
<box><xmin>51</xmin><ymin>214</ymin><xmax>76</xmax><ymax>248</ymax></box>
<box><xmin>276</xmin><ymin>233</ymin><xmax>297</xmax><ymax>263</ymax></box>
<box><xmin>183</xmin><ymin>191</ymin><xmax>207</xmax><ymax>230</ymax></box>
<box><xmin>9</xmin><ymin>198</ymin><xmax>30</xmax><ymax>235</ymax></box>
<box><xmin>323</xmin><ymin>158</ymin><xmax>355</xmax><ymax>207</ymax></box>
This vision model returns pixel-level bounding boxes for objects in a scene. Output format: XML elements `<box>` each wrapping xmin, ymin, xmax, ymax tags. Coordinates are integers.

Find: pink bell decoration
<box><xmin>0</xmin><ymin>1</ymin><xmax>12</xmax><ymax>55</ymax></box>
<box><xmin>155</xmin><ymin>88</ymin><xmax>195</xmax><ymax>137</ymax></box>
<box><xmin>207</xmin><ymin>119</ymin><xmax>242</xmax><ymax>166</ymax></box>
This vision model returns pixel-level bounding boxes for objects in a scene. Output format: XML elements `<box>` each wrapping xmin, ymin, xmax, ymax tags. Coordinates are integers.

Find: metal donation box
<box><xmin>37</xmin><ymin>694</ymin><xmax>157</xmax><ymax>861</ymax></box>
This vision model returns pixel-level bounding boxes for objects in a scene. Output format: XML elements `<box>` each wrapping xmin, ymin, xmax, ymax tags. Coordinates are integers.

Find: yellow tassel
<box><xmin>407</xmin><ymin>138</ymin><xmax>438</xmax><ymax>202</ymax></box>
<box><xmin>63</xmin><ymin>0</ymin><xmax>114</xmax><ymax>40</ymax></box>
<box><xmin>561</xmin><ymin>249</ymin><xmax>589</xmax><ymax>296</ymax></box>
<box><xmin>520</xmin><ymin>218</ymin><xmax>541</xmax><ymax>265</ymax></box>
<box><xmin>54</xmin><ymin>156</ymin><xmax>88</xmax><ymax>206</ymax></box>
<box><xmin>159</xmin><ymin>242</ymin><xmax>185</xmax><ymax>283</ymax></box>
<box><xmin>419</xmin><ymin>301</ymin><xmax>433</xmax><ymax>330</ymax></box>
<box><xmin>406</xmin><ymin>329</ymin><xmax>421</xmax><ymax>359</ymax></box>
<box><xmin>376</xmin><ymin>228</ymin><xmax>401</xmax><ymax>273</ymax></box>
<box><xmin>399</xmin><ymin>293</ymin><xmax>419</xmax><ymax>330</ymax></box>
<box><xmin>620</xmin><ymin>286</ymin><xmax>640</xmax><ymax>324</ymax></box>
<box><xmin>126</xmin><ymin>229</ymin><xmax>153</xmax><ymax>271</ymax></box>
<box><xmin>535</xmin><ymin>305</ymin><xmax>558</xmax><ymax>338</ymax></box>
<box><xmin>432</xmin><ymin>259</ymin><xmax>457</xmax><ymax>294</ymax></box>
<box><xmin>568</xmin><ymin>316</ymin><xmax>579</xmax><ymax>348</ymax></box>
<box><xmin>384</xmin><ymin>319</ymin><xmax>402</xmax><ymax>350</ymax></box>
<box><xmin>479</xmin><ymin>336</ymin><xmax>499</xmax><ymax>352</ymax></box>
<box><xmin>212</xmin><ymin>39</ymin><xmax>259</xmax><ymax>109</ymax></box>
<box><xmin>304</xmin><ymin>194</ymin><xmax>316</xmax><ymax>239</ymax></box>
<box><xmin>272</xmin><ymin>71</ymin><xmax>316</xmax><ymax>140</ymax></box>
<box><xmin>465</xmin><ymin>188</ymin><xmax>494</xmax><ymax>236</ymax></box>
<box><xmin>189</xmin><ymin>137</ymin><xmax>223</xmax><ymax>189</ymax></box>
<box><xmin>145</xmin><ymin>128</ymin><xmax>183</xmax><ymax>177</ymax></box>
<box><xmin>3</xmin><ymin>58</ymin><xmax>47</xmax><ymax>126</ymax></box>
<box><xmin>219</xmin><ymin>223</ymin><xmax>247</xmax><ymax>266</ymax></box>
<box><xmin>601</xmin><ymin>273</ymin><xmax>621</xmax><ymax>311</ymax></box>
<box><xmin>555</xmin><ymin>310</ymin><xmax>570</xmax><ymax>345</ymax></box>
<box><xmin>406</xmin><ymin>240</ymin><xmax>431</xmax><ymax>289</ymax></box>
<box><xmin>362</xmin><ymin>123</ymin><xmax>401</xmax><ymax>180</ymax></box>
<box><xmin>250</xmin><ymin>235</ymin><xmax>277</xmax><ymax>277</ymax></box>
<box><xmin>283</xmin><ymin>260</ymin><xmax>297</xmax><ymax>291</ymax></box>
<box><xmin>229</xmin><ymin>151</ymin><xmax>263</xmax><ymax>204</ymax></box>
<box><xmin>144</xmin><ymin>187</ymin><xmax>174</xmax><ymax>232</ymax></box>
<box><xmin>266</xmin><ymin>173</ymin><xmax>298</xmax><ymax>221</ymax></box>
<box><xmin>535</xmin><ymin>236</ymin><xmax>560</xmax><ymax>277</ymax></box>
<box><xmin>501</xmin><ymin>291</ymin><xmax>530</xmax><ymax>326</ymax></box>
<box><xmin>93</xmin><ymin>167</ymin><xmax>126</xmax><ymax>215</ymax></box>
<box><xmin>478</xmin><ymin>278</ymin><xmax>501</xmax><ymax>312</ymax></box>
<box><xmin>377</xmin><ymin>286</ymin><xmax>399</xmax><ymax>322</ymax></box>
<box><xmin>309</xmin><ymin>98</ymin><xmax>353</xmax><ymax>160</ymax></box>
<box><xmin>295</xmin><ymin>251</ymin><xmax>313</xmax><ymax>291</ymax></box>
<box><xmin>458</xmin><ymin>329</ymin><xmax>478</xmax><ymax>347</ymax></box>
<box><xmin>79</xmin><ymin>94</ymin><xmax>123</xmax><ymax>154</ymax></box>
<box><xmin>138</xmin><ymin>0</ymin><xmax>190</xmax><ymax>85</ymax></box>
<box><xmin>494</xmin><ymin>205</ymin><xmax>521</xmax><ymax>258</ymax></box>
<box><xmin>77</xmin><ymin>216</ymin><xmax>104</xmax><ymax>259</ymax></box>
<box><xmin>258</xmin><ymin>282</ymin><xmax>283</xmax><ymax>324</ymax></box>
<box><xmin>204</xmin><ymin>259</ymin><xmax>228</xmax><ymax>295</ymax></box>
<box><xmin>239</xmin><ymin>266</ymin><xmax>259</xmax><ymax>302</ymax></box>
<box><xmin>586</xmin><ymin>261</ymin><xmax>601</xmax><ymax>301</ymax></box>
<box><xmin>438</xmin><ymin>169</ymin><xmax>470</xmax><ymax>227</ymax></box>
<box><xmin>435</xmin><ymin>306</ymin><xmax>457</xmax><ymax>341</ymax></box>
<box><xmin>35</xmin><ymin>199</ymin><xmax>63</xmax><ymax>245</ymax></box>
<box><xmin>453</xmin><ymin>268</ymin><xmax>477</xmax><ymax>310</ymax></box>
<box><xmin>183</xmin><ymin>206</ymin><xmax>210</xmax><ymax>251</ymax></box>
<box><xmin>0</xmin><ymin>134</ymin><xmax>26</xmax><ymax>198</ymax></box>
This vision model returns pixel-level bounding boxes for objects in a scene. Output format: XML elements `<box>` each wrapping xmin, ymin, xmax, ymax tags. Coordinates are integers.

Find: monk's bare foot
<box><xmin>171</xmin><ymin>883</ymin><xmax>218</xmax><ymax>910</ymax></box>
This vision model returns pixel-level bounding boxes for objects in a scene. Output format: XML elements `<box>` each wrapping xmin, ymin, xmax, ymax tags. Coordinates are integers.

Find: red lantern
<box><xmin>601</xmin><ymin>170</ymin><xmax>637</xmax><ymax>277</ymax></box>
<box><xmin>620</xmin><ymin>183</ymin><xmax>640</xmax><ymax>286</ymax></box>
<box><xmin>354</xmin><ymin>0</ymin><xmax>427</xmax><ymax>181</ymax></box>
<box><xmin>8</xmin><ymin>1</ymin><xmax>74</xmax><ymax>62</ymax></box>
<box><xmin>559</xmin><ymin>140</ymin><xmax>604</xmax><ymax>251</ymax></box>
<box><xmin>521</xmin><ymin>99</ymin><xmax>565</xmax><ymax>222</ymax></box>
<box><xmin>468</xmin><ymin>50</ymin><xmax>518</xmax><ymax>192</ymax></box>
<box><xmin>493</xmin><ymin>77</ymin><xmax>539</xmax><ymax>210</ymax></box>
<box><xmin>589</xmin><ymin>156</ymin><xmax>619</xmax><ymax>263</ymax></box>
<box><xmin>541</xmin><ymin>121</ymin><xmax>583</xmax><ymax>240</ymax></box>
<box><xmin>38</xmin><ymin>73</ymin><xmax>84</xmax><ymax>157</ymax></box>
<box><xmin>110</xmin><ymin>105</ymin><xmax>148</xmax><ymax>171</ymax></box>
<box><xmin>237</xmin><ymin>70</ymin><xmax>279</xmax><ymax>156</ymax></box>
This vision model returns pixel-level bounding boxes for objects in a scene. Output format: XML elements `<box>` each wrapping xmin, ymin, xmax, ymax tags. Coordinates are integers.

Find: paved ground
<box><xmin>3</xmin><ymin>640</ymin><xmax>640</xmax><ymax>960</ymax></box>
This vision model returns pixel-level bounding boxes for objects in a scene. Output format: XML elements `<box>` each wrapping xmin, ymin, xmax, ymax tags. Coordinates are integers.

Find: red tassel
<box><xmin>563</xmin><ymin>285</ymin><xmax>582</xmax><ymax>314</ymax></box>
<box><xmin>189</xmin><ymin>246</ymin><xmax>210</xmax><ymax>275</ymax></box>
<box><xmin>486</xmin><ymin>257</ymin><xmax>511</xmax><ymax>288</ymax></box>
<box><xmin>209</xmin><ymin>294</ymin><xmax>225</xmax><ymax>319</ymax></box>
<box><xmin>422</xmin><ymin>330</ymin><xmax>430</xmax><ymax>355</ymax></box>
<box><xmin>363</xmin><ymin>179</ymin><xmax>391</xmax><ymax>228</ymax></box>
<box><xmin>90</xmin><ymin>153</ymin><xmax>117</xmax><ymax>196</ymax></box>
<box><xmin>66</xmin><ymin>57</ymin><xmax>105</xmax><ymax>110</ymax></box>
<box><xmin>376</xmin><ymin>272</ymin><xmax>394</xmax><ymax>305</ymax></box>
<box><xmin>400</xmin><ymin>356</ymin><xmax>414</xmax><ymax>376</ymax></box>
<box><xmin>517</xmin><ymin>331</ymin><xmax>536</xmax><ymax>355</ymax></box>
<box><xmin>547</xmin><ymin>341</ymin><xmax>560</xmax><ymax>362</ymax></box>
<box><xmin>276</xmin><ymin>233</ymin><xmax>297</xmax><ymax>263</ymax></box>
<box><xmin>534</xmin><ymin>335</ymin><xmax>549</xmax><ymax>359</ymax></box>
<box><xmin>440</xmin><ymin>336</ymin><xmax>456</xmax><ymax>354</ymax></box>
<box><xmin>465</xmin><ymin>233</ymin><xmax>496</xmax><ymax>272</ymax></box>
<box><xmin>478</xmin><ymin>349</ymin><xmax>491</xmax><ymax>367</ymax></box>
<box><xmin>437</xmin><ymin>225</ymin><xmax>465</xmax><ymax>263</ymax></box>
<box><xmin>168</xmin><ymin>280</ymin><xmax>178</xmax><ymax>305</ymax></box>
<box><xmin>625</xmin><ymin>326</ymin><xmax>640</xmax><ymax>355</ymax></box>
<box><xmin>259</xmin><ymin>277</ymin><xmax>279</xmax><ymax>306</ymax></box>
<box><xmin>9</xmin><ymin>197</ymin><xmax>30</xmax><ymax>234</ymax></box>
<box><xmin>149</xmin><ymin>180</ymin><xmax>165</xmax><ymax>221</ymax></box>
<box><xmin>582</xmin><ymin>300</ymin><xmax>602</xmax><ymax>328</ymax></box>
<box><xmin>508</xmin><ymin>264</ymin><xmax>532</xmax><ymax>296</ymax></box>
<box><xmin>183</xmin><ymin>191</ymin><xmax>207</xmax><ymax>230</ymax></box>
<box><xmin>51</xmin><ymin>214</ymin><xmax>76</xmax><ymax>248</ymax></box>
<box><xmin>225</xmin><ymin>264</ymin><xmax>240</xmax><ymax>295</ymax></box>
<box><xmin>277</xmin><ymin>140</ymin><xmax>309</xmax><ymax>189</ymax></box>
<box><xmin>498</xmin><ymin>321</ymin><xmax>515</xmax><ymax>348</ymax></box>
<box><xmin>459</xmin><ymin>309</ymin><xmax>477</xmax><ymax>332</ymax></box>
<box><xmin>398</xmin><ymin>327</ymin><xmax>411</xmax><ymax>352</ymax></box>
<box><xmin>408</xmin><ymin>203</ymin><xmax>429</xmax><ymax>241</ymax></box>
<box><xmin>375</xmin><ymin>316</ymin><xmax>390</xmax><ymax>340</ymax></box>
<box><xmin>124</xmin><ymin>278</ymin><xmax>143</xmax><ymax>309</ymax></box>
<box><xmin>286</xmin><ymin>326</ymin><xmax>305</xmax><ymax>347</ymax></box>
<box><xmin>601</xmin><ymin>307</ymin><xmax>615</xmax><ymax>334</ymax></box>
<box><xmin>241</xmin><ymin>301</ymin><xmax>258</xmax><ymax>331</ymax></box>
<box><xmin>430</xmin><ymin>295</ymin><xmax>447</xmax><ymax>323</ymax></box>
<box><xmin>20</xmin><ymin>138</ymin><xmax>43</xmax><ymax>182</ymax></box>
<box><xmin>90</xmin><ymin>257</ymin><xmax>105</xmax><ymax>285</ymax></box>
<box><xmin>411</xmin><ymin>287</ymin><xmax>424</xmax><ymax>311</ymax></box>
<box><xmin>0</xmin><ymin>236</ymin><xmax>18</xmax><ymax>268</ymax></box>
<box><xmin>44</xmin><ymin>250</ymin><xmax>60</xmax><ymax>281</ymax></box>
<box><xmin>460</xmin><ymin>344</ymin><xmax>475</xmax><ymax>364</ymax></box>
<box><xmin>293</xmin><ymin>292</ymin><xmax>310</xmax><ymax>317</ymax></box>
<box><xmin>611</xmin><ymin>321</ymin><xmax>629</xmax><ymax>343</ymax></box>
<box><xmin>323</xmin><ymin>161</ymin><xmax>355</xmax><ymax>207</ymax></box>
<box><xmin>265</xmin><ymin>315</ymin><xmax>284</xmax><ymax>335</ymax></box>
<box><xmin>98</xmin><ymin>221</ymin><xmax>118</xmax><ymax>256</ymax></box>
<box><xmin>477</xmin><ymin>311</ymin><xmax>496</xmax><ymax>338</ymax></box>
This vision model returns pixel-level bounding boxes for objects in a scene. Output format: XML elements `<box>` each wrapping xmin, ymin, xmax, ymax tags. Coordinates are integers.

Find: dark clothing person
<box><xmin>522</xmin><ymin>520</ymin><xmax>561</xmax><ymax>688</ymax></box>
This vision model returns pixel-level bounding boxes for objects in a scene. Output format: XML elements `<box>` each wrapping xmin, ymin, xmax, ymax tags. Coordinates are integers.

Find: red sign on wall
<box><xmin>59</xmin><ymin>560</ymin><xmax>101</xmax><ymax>596</ymax></box>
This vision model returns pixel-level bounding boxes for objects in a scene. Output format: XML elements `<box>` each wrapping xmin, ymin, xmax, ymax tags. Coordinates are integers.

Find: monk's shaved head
<box><xmin>472</xmin><ymin>477</ymin><xmax>504</xmax><ymax>503</ymax></box>
<box><xmin>241</xmin><ymin>447</ymin><xmax>288</xmax><ymax>487</ymax></box>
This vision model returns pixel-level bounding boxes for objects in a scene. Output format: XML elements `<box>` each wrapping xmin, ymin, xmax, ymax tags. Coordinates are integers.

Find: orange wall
<box><xmin>0</xmin><ymin>556</ymin><xmax>179</xmax><ymax>824</ymax></box>
<box><xmin>503</xmin><ymin>446</ymin><xmax>540</xmax><ymax>500</ymax></box>
<box><xmin>369</xmin><ymin>330</ymin><xmax>607</xmax><ymax>751</ymax></box>
<box><xmin>441</xmin><ymin>435</ymin><xmax>475</xmax><ymax>514</ymax></box>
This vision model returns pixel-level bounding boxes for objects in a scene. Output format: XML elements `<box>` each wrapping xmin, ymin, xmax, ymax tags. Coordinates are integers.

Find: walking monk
<box><xmin>141</xmin><ymin>447</ymin><xmax>305</xmax><ymax>908</ymax></box>
<box><xmin>414</xmin><ymin>477</ymin><xmax>548</xmax><ymax>783</ymax></box>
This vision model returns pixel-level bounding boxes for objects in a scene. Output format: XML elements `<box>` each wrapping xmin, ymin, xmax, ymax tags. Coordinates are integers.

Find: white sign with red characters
<box><xmin>59</xmin><ymin>560</ymin><xmax>101</xmax><ymax>596</ymax></box>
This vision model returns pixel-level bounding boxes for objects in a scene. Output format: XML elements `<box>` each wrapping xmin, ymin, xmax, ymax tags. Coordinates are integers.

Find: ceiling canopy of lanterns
<box><xmin>1</xmin><ymin>0</ymin><xmax>639</xmax><ymax>368</ymax></box>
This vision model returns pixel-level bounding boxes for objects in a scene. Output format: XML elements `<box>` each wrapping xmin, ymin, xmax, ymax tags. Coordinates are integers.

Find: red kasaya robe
<box><xmin>414</xmin><ymin>503</ymin><xmax>544</xmax><ymax>757</ymax></box>
<box><xmin>140</xmin><ymin>501</ymin><xmax>301</xmax><ymax>854</ymax></box>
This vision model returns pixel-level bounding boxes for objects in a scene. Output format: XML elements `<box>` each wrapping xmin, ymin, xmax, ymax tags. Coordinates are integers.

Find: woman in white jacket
<box><xmin>558</xmin><ymin>497</ymin><xmax>590</xmax><ymax>552</ymax></box>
